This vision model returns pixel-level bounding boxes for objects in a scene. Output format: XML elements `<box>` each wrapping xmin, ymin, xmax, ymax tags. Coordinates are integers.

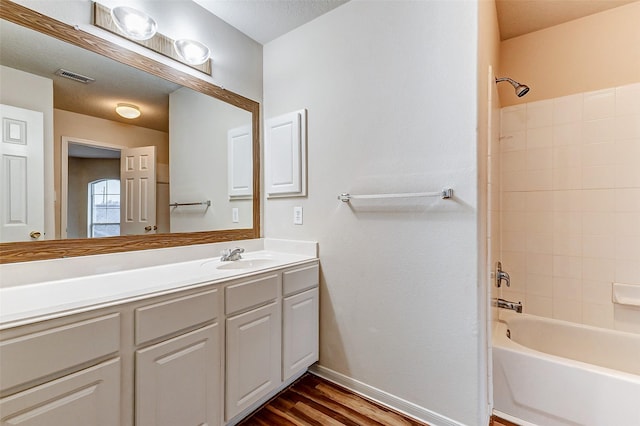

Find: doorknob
<box><xmin>29</xmin><ymin>231</ymin><xmax>42</xmax><ymax>239</ymax></box>
<box><xmin>144</xmin><ymin>225</ymin><xmax>158</xmax><ymax>232</ymax></box>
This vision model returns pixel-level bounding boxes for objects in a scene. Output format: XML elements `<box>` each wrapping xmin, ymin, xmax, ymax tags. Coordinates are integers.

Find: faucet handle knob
<box><xmin>496</xmin><ymin>261</ymin><xmax>511</xmax><ymax>288</ymax></box>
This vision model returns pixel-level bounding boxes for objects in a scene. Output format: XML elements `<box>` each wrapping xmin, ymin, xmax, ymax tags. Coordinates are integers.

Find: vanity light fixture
<box><xmin>174</xmin><ymin>39</ymin><xmax>211</xmax><ymax>65</ymax></box>
<box><xmin>110</xmin><ymin>6</ymin><xmax>157</xmax><ymax>41</ymax></box>
<box><xmin>94</xmin><ymin>3</ymin><xmax>212</xmax><ymax>75</ymax></box>
<box><xmin>115</xmin><ymin>103</ymin><xmax>141</xmax><ymax>119</ymax></box>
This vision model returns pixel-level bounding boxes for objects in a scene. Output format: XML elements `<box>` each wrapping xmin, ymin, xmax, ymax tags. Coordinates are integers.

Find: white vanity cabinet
<box><xmin>134</xmin><ymin>289</ymin><xmax>222</xmax><ymax>426</ymax></box>
<box><xmin>224</xmin><ymin>263</ymin><xmax>320</xmax><ymax>421</ymax></box>
<box><xmin>0</xmin><ymin>255</ymin><xmax>320</xmax><ymax>426</ymax></box>
<box><xmin>224</xmin><ymin>273</ymin><xmax>281</xmax><ymax>421</ymax></box>
<box><xmin>282</xmin><ymin>264</ymin><xmax>319</xmax><ymax>381</ymax></box>
<box><xmin>0</xmin><ymin>313</ymin><xmax>121</xmax><ymax>426</ymax></box>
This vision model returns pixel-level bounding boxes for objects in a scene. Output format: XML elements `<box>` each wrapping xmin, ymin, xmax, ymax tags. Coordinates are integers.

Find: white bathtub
<box><xmin>492</xmin><ymin>310</ymin><xmax>640</xmax><ymax>426</ymax></box>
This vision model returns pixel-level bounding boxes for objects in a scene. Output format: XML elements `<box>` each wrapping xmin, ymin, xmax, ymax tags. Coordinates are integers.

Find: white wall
<box><xmin>13</xmin><ymin>0</ymin><xmax>263</xmax><ymax>100</ymax></box>
<box><xmin>264</xmin><ymin>1</ymin><xmax>483</xmax><ymax>425</ymax></box>
<box><xmin>169</xmin><ymin>87</ymin><xmax>253</xmax><ymax>232</ymax></box>
<box><xmin>0</xmin><ymin>65</ymin><xmax>54</xmax><ymax>240</ymax></box>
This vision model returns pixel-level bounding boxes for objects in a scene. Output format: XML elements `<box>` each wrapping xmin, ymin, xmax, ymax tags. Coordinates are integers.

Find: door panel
<box><xmin>136</xmin><ymin>324</ymin><xmax>220</xmax><ymax>426</ymax></box>
<box><xmin>225</xmin><ymin>302</ymin><xmax>280</xmax><ymax>421</ymax></box>
<box><xmin>282</xmin><ymin>288</ymin><xmax>319</xmax><ymax>381</ymax></box>
<box><xmin>120</xmin><ymin>146</ymin><xmax>156</xmax><ymax>235</ymax></box>
<box><xmin>0</xmin><ymin>104</ymin><xmax>44</xmax><ymax>242</ymax></box>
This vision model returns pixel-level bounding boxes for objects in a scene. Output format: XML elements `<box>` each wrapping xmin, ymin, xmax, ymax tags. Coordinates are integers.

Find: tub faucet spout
<box><xmin>494</xmin><ymin>298</ymin><xmax>522</xmax><ymax>313</ymax></box>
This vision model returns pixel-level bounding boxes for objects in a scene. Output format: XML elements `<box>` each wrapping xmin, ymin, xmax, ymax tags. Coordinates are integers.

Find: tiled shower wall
<box><xmin>499</xmin><ymin>82</ymin><xmax>640</xmax><ymax>331</ymax></box>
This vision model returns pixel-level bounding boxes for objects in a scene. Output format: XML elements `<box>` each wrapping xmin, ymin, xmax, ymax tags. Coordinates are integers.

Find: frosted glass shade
<box><xmin>111</xmin><ymin>6</ymin><xmax>157</xmax><ymax>41</ymax></box>
<box><xmin>174</xmin><ymin>39</ymin><xmax>210</xmax><ymax>65</ymax></box>
<box><xmin>115</xmin><ymin>103</ymin><xmax>141</xmax><ymax>119</ymax></box>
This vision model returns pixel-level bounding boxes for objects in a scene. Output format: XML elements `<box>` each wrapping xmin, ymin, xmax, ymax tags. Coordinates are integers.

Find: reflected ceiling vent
<box><xmin>54</xmin><ymin>68</ymin><xmax>95</xmax><ymax>84</ymax></box>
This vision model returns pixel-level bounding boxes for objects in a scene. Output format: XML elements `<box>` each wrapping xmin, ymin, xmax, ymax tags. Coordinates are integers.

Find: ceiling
<box><xmin>495</xmin><ymin>0</ymin><xmax>637</xmax><ymax>40</ymax></box>
<box><xmin>192</xmin><ymin>0</ymin><xmax>349</xmax><ymax>44</ymax></box>
<box><xmin>194</xmin><ymin>0</ymin><xmax>638</xmax><ymax>44</ymax></box>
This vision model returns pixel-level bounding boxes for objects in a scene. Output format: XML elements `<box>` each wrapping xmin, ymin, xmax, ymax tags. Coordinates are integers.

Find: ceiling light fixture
<box><xmin>174</xmin><ymin>39</ymin><xmax>211</xmax><ymax>65</ymax></box>
<box><xmin>115</xmin><ymin>103</ymin><xmax>141</xmax><ymax>119</ymax></box>
<box><xmin>110</xmin><ymin>6</ymin><xmax>157</xmax><ymax>41</ymax></box>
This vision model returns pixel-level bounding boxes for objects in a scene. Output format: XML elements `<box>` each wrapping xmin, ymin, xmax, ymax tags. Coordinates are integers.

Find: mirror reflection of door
<box><xmin>0</xmin><ymin>104</ymin><xmax>44</xmax><ymax>242</ymax></box>
<box><xmin>120</xmin><ymin>146</ymin><xmax>156</xmax><ymax>236</ymax></box>
<box><xmin>62</xmin><ymin>137</ymin><xmax>161</xmax><ymax>239</ymax></box>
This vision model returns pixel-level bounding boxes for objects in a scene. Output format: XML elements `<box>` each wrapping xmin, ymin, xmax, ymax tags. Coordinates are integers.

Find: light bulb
<box><xmin>111</xmin><ymin>6</ymin><xmax>157</xmax><ymax>41</ymax></box>
<box><xmin>174</xmin><ymin>39</ymin><xmax>210</xmax><ymax>65</ymax></box>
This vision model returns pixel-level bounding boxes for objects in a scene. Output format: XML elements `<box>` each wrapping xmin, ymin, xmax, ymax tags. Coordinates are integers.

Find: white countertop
<box><xmin>0</xmin><ymin>248</ymin><xmax>317</xmax><ymax>329</ymax></box>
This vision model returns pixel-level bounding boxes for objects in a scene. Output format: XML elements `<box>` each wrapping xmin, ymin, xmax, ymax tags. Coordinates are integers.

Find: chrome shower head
<box><xmin>496</xmin><ymin>77</ymin><xmax>530</xmax><ymax>97</ymax></box>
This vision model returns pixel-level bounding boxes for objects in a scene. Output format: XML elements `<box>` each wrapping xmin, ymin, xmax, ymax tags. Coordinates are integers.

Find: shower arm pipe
<box><xmin>495</xmin><ymin>76</ymin><xmax>517</xmax><ymax>85</ymax></box>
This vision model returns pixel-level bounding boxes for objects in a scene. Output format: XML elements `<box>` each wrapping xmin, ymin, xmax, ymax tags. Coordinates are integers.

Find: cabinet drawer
<box><xmin>282</xmin><ymin>263</ymin><xmax>319</xmax><ymax>296</ymax></box>
<box><xmin>0</xmin><ymin>358</ymin><xmax>120</xmax><ymax>426</ymax></box>
<box><xmin>0</xmin><ymin>313</ymin><xmax>120</xmax><ymax>393</ymax></box>
<box><xmin>135</xmin><ymin>289</ymin><xmax>219</xmax><ymax>345</ymax></box>
<box><xmin>225</xmin><ymin>274</ymin><xmax>279</xmax><ymax>316</ymax></box>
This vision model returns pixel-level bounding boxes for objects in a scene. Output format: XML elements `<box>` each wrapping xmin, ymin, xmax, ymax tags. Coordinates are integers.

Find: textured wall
<box><xmin>264</xmin><ymin>1</ymin><xmax>484</xmax><ymax>424</ymax></box>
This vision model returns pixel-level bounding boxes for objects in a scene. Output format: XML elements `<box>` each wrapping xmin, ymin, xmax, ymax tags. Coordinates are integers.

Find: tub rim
<box><xmin>492</xmin><ymin>310</ymin><xmax>640</xmax><ymax>382</ymax></box>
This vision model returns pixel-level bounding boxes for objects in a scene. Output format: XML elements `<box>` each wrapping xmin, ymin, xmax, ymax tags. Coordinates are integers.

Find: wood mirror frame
<box><xmin>0</xmin><ymin>0</ymin><xmax>260</xmax><ymax>264</ymax></box>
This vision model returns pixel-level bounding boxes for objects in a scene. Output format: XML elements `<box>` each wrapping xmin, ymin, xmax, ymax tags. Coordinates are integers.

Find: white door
<box><xmin>136</xmin><ymin>325</ymin><xmax>221</xmax><ymax>426</ymax></box>
<box><xmin>0</xmin><ymin>104</ymin><xmax>44</xmax><ymax>242</ymax></box>
<box><xmin>120</xmin><ymin>146</ymin><xmax>156</xmax><ymax>235</ymax></box>
<box><xmin>282</xmin><ymin>287</ymin><xmax>319</xmax><ymax>381</ymax></box>
<box><xmin>225</xmin><ymin>301</ymin><xmax>281</xmax><ymax>421</ymax></box>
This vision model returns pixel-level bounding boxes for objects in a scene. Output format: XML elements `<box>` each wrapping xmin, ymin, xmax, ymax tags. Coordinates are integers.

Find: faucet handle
<box><xmin>496</xmin><ymin>261</ymin><xmax>511</xmax><ymax>288</ymax></box>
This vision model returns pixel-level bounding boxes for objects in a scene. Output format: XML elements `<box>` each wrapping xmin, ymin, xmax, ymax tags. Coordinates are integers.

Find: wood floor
<box><xmin>238</xmin><ymin>373</ymin><xmax>430</xmax><ymax>426</ymax></box>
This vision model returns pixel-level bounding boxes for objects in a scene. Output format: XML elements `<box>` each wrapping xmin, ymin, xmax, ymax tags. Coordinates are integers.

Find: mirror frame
<box><xmin>0</xmin><ymin>0</ymin><xmax>261</xmax><ymax>263</ymax></box>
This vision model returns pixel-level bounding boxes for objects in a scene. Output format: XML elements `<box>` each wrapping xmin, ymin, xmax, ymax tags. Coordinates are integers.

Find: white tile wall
<box><xmin>499</xmin><ymin>82</ymin><xmax>640</xmax><ymax>331</ymax></box>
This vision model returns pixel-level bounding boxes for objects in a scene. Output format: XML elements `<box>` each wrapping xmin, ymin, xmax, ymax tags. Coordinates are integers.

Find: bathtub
<box><xmin>492</xmin><ymin>310</ymin><xmax>640</xmax><ymax>426</ymax></box>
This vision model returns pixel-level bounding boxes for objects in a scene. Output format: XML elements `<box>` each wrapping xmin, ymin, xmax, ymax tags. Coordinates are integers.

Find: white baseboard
<box><xmin>493</xmin><ymin>410</ymin><xmax>538</xmax><ymax>426</ymax></box>
<box><xmin>309</xmin><ymin>365</ymin><xmax>467</xmax><ymax>426</ymax></box>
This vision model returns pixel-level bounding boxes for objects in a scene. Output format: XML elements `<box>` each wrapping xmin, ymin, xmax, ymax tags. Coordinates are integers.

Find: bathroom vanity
<box><xmin>0</xmin><ymin>243</ymin><xmax>319</xmax><ymax>426</ymax></box>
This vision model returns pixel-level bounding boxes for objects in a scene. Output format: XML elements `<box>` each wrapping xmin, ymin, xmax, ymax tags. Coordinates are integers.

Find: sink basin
<box><xmin>215</xmin><ymin>259</ymin><xmax>274</xmax><ymax>270</ymax></box>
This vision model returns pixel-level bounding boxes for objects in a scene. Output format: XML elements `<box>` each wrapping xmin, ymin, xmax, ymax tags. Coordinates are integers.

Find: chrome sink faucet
<box><xmin>493</xmin><ymin>298</ymin><xmax>523</xmax><ymax>313</ymax></box>
<box><xmin>221</xmin><ymin>247</ymin><xmax>244</xmax><ymax>261</ymax></box>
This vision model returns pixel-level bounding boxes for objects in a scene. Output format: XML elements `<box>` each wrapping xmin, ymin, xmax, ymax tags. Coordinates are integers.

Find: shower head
<box><xmin>495</xmin><ymin>77</ymin><xmax>530</xmax><ymax>97</ymax></box>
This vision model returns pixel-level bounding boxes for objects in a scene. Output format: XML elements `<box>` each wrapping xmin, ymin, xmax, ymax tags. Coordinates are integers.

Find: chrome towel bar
<box><xmin>338</xmin><ymin>188</ymin><xmax>453</xmax><ymax>202</ymax></box>
<box><xmin>169</xmin><ymin>200</ymin><xmax>211</xmax><ymax>208</ymax></box>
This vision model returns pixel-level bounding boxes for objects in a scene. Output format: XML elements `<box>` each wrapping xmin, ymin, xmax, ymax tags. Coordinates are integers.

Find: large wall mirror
<box><xmin>0</xmin><ymin>0</ymin><xmax>260</xmax><ymax>263</ymax></box>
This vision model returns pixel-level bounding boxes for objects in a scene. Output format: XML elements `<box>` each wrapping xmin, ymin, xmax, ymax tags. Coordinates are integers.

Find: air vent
<box><xmin>54</xmin><ymin>69</ymin><xmax>95</xmax><ymax>84</ymax></box>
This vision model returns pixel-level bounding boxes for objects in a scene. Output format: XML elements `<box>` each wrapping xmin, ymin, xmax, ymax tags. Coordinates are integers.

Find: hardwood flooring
<box><xmin>238</xmin><ymin>373</ymin><xmax>430</xmax><ymax>426</ymax></box>
<box><xmin>490</xmin><ymin>416</ymin><xmax>520</xmax><ymax>426</ymax></box>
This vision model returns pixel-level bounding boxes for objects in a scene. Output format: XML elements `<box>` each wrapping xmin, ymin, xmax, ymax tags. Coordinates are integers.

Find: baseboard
<box><xmin>492</xmin><ymin>410</ymin><xmax>535</xmax><ymax>426</ymax></box>
<box><xmin>309</xmin><ymin>365</ymin><xmax>467</xmax><ymax>426</ymax></box>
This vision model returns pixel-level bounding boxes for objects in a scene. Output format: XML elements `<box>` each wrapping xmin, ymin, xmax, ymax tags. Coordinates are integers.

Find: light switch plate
<box><xmin>232</xmin><ymin>208</ymin><xmax>239</xmax><ymax>223</ymax></box>
<box><xmin>293</xmin><ymin>206</ymin><xmax>303</xmax><ymax>225</ymax></box>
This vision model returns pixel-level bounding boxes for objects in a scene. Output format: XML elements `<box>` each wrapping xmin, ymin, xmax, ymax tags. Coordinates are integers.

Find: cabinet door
<box><xmin>282</xmin><ymin>288</ymin><xmax>319</xmax><ymax>381</ymax></box>
<box><xmin>136</xmin><ymin>324</ymin><xmax>220</xmax><ymax>426</ymax></box>
<box><xmin>225</xmin><ymin>301</ymin><xmax>280</xmax><ymax>421</ymax></box>
<box><xmin>0</xmin><ymin>358</ymin><xmax>120</xmax><ymax>426</ymax></box>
